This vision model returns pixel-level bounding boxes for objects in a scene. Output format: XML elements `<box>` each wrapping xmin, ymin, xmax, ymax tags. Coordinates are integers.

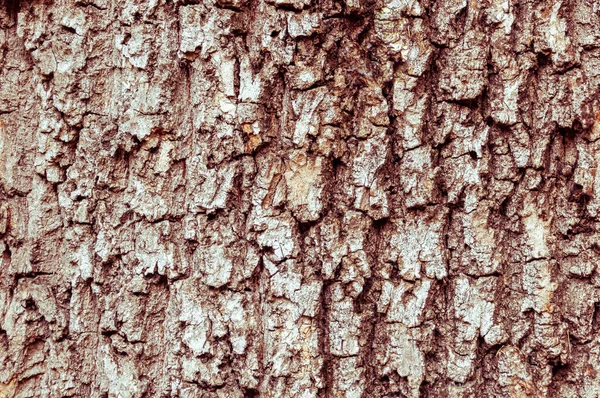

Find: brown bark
<box><xmin>1</xmin><ymin>0</ymin><xmax>600</xmax><ymax>396</ymax></box>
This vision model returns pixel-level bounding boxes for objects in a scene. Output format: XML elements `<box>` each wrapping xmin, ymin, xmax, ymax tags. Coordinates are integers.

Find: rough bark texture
<box><xmin>2</xmin><ymin>0</ymin><xmax>600</xmax><ymax>396</ymax></box>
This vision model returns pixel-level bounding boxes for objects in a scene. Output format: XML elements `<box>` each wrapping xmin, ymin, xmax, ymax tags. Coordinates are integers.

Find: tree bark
<box><xmin>1</xmin><ymin>0</ymin><xmax>600</xmax><ymax>396</ymax></box>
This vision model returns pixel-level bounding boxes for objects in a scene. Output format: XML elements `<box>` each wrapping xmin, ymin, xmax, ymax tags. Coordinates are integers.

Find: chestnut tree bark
<box><xmin>2</xmin><ymin>0</ymin><xmax>600</xmax><ymax>396</ymax></box>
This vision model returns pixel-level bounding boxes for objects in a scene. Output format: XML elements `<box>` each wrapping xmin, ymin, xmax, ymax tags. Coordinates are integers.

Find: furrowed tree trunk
<box><xmin>2</xmin><ymin>0</ymin><xmax>600</xmax><ymax>396</ymax></box>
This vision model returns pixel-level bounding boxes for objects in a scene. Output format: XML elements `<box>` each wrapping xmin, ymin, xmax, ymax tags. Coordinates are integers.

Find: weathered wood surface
<box><xmin>2</xmin><ymin>0</ymin><xmax>600</xmax><ymax>396</ymax></box>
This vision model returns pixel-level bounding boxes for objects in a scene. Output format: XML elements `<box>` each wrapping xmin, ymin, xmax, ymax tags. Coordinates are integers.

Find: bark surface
<box><xmin>2</xmin><ymin>0</ymin><xmax>600</xmax><ymax>396</ymax></box>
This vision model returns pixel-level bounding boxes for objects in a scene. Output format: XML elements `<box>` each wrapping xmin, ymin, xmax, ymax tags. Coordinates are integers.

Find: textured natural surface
<box><xmin>2</xmin><ymin>0</ymin><xmax>600</xmax><ymax>397</ymax></box>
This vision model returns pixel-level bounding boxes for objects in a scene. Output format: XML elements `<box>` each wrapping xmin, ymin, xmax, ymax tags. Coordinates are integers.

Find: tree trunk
<box><xmin>1</xmin><ymin>0</ymin><xmax>600</xmax><ymax>396</ymax></box>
